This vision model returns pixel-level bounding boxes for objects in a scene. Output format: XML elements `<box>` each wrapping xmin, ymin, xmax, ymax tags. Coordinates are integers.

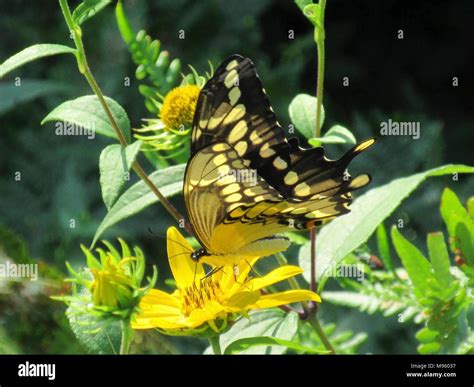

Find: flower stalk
<box><xmin>58</xmin><ymin>0</ymin><xmax>194</xmax><ymax>237</ymax></box>
<box><xmin>209</xmin><ymin>336</ymin><xmax>222</xmax><ymax>355</ymax></box>
<box><xmin>120</xmin><ymin>319</ymin><xmax>133</xmax><ymax>355</ymax></box>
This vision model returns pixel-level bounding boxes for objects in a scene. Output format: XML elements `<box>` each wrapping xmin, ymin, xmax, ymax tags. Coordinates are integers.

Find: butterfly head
<box><xmin>190</xmin><ymin>248</ymin><xmax>209</xmax><ymax>262</ymax></box>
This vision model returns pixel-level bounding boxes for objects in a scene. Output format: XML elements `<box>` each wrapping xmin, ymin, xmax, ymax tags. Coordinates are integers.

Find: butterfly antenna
<box><xmin>148</xmin><ymin>226</ymin><xmax>195</xmax><ymax>254</ymax></box>
<box><xmin>244</xmin><ymin>258</ymin><xmax>262</xmax><ymax>278</ymax></box>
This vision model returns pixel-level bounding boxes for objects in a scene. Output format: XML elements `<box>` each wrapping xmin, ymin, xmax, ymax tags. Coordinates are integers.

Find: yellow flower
<box><xmin>132</xmin><ymin>227</ymin><xmax>320</xmax><ymax>334</ymax></box>
<box><xmin>160</xmin><ymin>85</ymin><xmax>200</xmax><ymax>130</ymax></box>
<box><xmin>56</xmin><ymin>239</ymin><xmax>157</xmax><ymax>321</ymax></box>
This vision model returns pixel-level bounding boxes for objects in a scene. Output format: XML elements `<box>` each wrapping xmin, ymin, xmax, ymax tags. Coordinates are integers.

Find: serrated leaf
<box><xmin>67</xmin><ymin>297</ymin><xmax>121</xmax><ymax>354</ymax></box>
<box><xmin>92</xmin><ymin>164</ymin><xmax>185</xmax><ymax>246</ymax></box>
<box><xmin>42</xmin><ymin>95</ymin><xmax>131</xmax><ymax>142</ymax></box>
<box><xmin>440</xmin><ymin>187</ymin><xmax>470</xmax><ymax>239</ymax></box>
<box><xmin>427</xmin><ymin>232</ymin><xmax>454</xmax><ymax>288</ymax></box>
<box><xmin>99</xmin><ymin>141</ymin><xmax>142</xmax><ymax>209</ymax></box>
<box><xmin>289</xmin><ymin>94</ymin><xmax>324</xmax><ymax>139</ymax></box>
<box><xmin>298</xmin><ymin>164</ymin><xmax>474</xmax><ymax>289</ymax></box>
<box><xmin>376</xmin><ymin>223</ymin><xmax>394</xmax><ymax>272</ymax></box>
<box><xmin>0</xmin><ymin>44</ymin><xmax>76</xmax><ymax>79</ymax></box>
<box><xmin>205</xmin><ymin>310</ymin><xmax>298</xmax><ymax>355</ymax></box>
<box><xmin>391</xmin><ymin>227</ymin><xmax>433</xmax><ymax>298</ymax></box>
<box><xmin>72</xmin><ymin>0</ymin><xmax>112</xmax><ymax>25</ymax></box>
<box><xmin>456</xmin><ymin>221</ymin><xmax>474</xmax><ymax>265</ymax></box>
<box><xmin>224</xmin><ymin>336</ymin><xmax>327</xmax><ymax>355</ymax></box>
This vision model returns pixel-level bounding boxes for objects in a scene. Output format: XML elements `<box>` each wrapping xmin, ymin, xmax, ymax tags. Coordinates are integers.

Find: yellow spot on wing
<box><xmin>228</xmin><ymin>87</ymin><xmax>241</xmax><ymax>106</ymax></box>
<box><xmin>235</xmin><ymin>141</ymin><xmax>248</xmax><ymax>156</ymax></box>
<box><xmin>223</xmin><ymin>104</ymin><xmax>246</xmax><ymax>125</ymax></box>
<box><xmin>284</xmin><ymin>171</ymin><xmax>298</xmax><ymax>185</ymax></box>
<box><xmin>221</xmin><ymin>183</ymin><xmax>240</xmax><ymax>195</ymax></box>
<box><xmin>259</xmin><ymin>143</ymin><xmax>276</xmax><ymax>158</ymax></box>
<box><xmin>225</xmin><ymin>193</ymin><xmax>242</xmax><ymax>203</ymax></box>
<box><xmin>228</xmin><ymin>120</ymin><xmax>248</xmax><ymax>143</ymax></box>
<box><xmin>212</xmin><ymin>143</ymin><xmax>229</xmax><ymax>152</ymax></box>
<box><xmin>225</xmin><ymin>60</ymin><xmax>239</xmax><ymax>71</ymax></box>
<box><xmin>294</xmin><ymin>182</ymin><xmax>311</xmax><ymax>196</ymax></box>
<box><xmin>250</xmin><ymin>130</ymin><xmax>264</xmax><ymax>145</ymax></box>
<box><xmin>273</xmin><ymin>156</ymin><xmax>287</xmax><ymax>170</ymax></box>
<box><xmin>224</xmin><ymin>69</ymin><xmax>238</xmax><ymax>88</ymax></box>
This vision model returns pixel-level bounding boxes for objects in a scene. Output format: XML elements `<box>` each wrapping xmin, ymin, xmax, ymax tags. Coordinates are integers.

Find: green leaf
<box><xmin>308</xmin><ymin>125</ymin><xmax>356</xmax><ymax>145</ymax></box>
<box><xmin>99</xmin><ymin>141</ymin><xmax>142</xmax><ymax>210</ymax></box>
<box><xmin>391</xmin><ymin>227</ymin><xmax>433</xmax><ymax>297</ymax></box>
<box><xmin>224</xmin><ymin>336</ymin><xmax>328</xmax><ymax>355</ymax></box>
<box><xmin>206</xmin><ymin>310</ymin><xmax>298</xmax><ymax>355</ymax></box>
<box><xmin>42</xmin><ymin>95</ymin><xmax>131</xmax><ymax>142</ymax></box>
<box><xmin>67</xmin><ymin>301</ymin><xmax>121</xmax><ymax>354</ymax></box>
<box><xmin>298</xmin><ymin>164</ymin><xmax>474</xmax><ymax>288</ymax></box>
<box><xmin>288</xmin><ymin>94</ymin><xmax>324</xmax><ymax>139</ymax></box>
<box><xmin>416</xmin><ymin>327</ymin><xmax>439</xmax><ymax>343</ymax></box>
<box><xmin>467</xmin><ymin>197</ymin><xmax>474</xmax><ymax>220</ymax></box>
<box><xmin>427</xmin><ymin>232</ymin><xmax>454</xmax><ymax>288</ymax></box>
<box><xmin>376</xmin><ymin>223</ymin><xmax>394</xmax><ymax>272</ymax></box>
<box><xmin>418</xmin><ymin>342</ymin><xmax>441</xmax><ymax>354</ymax></box>
<box><xmin>456</xmin><ymin>220</ymin><xmax>474</xmax><ymax>265</ymax></box>
<box><xmin>440</xmin><ymin>187</ymin><xmax>469</xmax><ymax>238</ymax></box>
<box><xmin>0</xmin><ymin>79</ymin><xmax>70</xmax><ymax>115</ymax></box>
<box><xmin>115</xmin><ymin>1</ymin><xmax>134</xmax><ymax>44</ymax></box>
<box><xmin>72</xmin><ymin>0</ymin><xmax>112</xmax><ymax>25</ymax></box>
<box><xmin>303</xmin><ymin>4</ymin><xmax>322</xmax><ymax>28</ymax></box>
<box><xmin>294</xmin><ymin>0</ymin><xmax>313</xmax><ymax>13</ymax></box>
<box><xmin>0</xmin><ymin>44</ymin><xmax>76</xmax><ymax>79</ymax></box>
<box><xmin>92</xmin><ymin>164</ymin><xmax>185</xmax><ymax>246</ymax></box>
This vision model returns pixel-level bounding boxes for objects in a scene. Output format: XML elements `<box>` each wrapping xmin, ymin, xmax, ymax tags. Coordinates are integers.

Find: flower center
<box><xmin>160</xmin><ymin>85</ymin><xmax>200</xmax><ymax>130</ymax></box>
<box><xmin>181</xmin><ymin>279</ymin><xmax>222</xmax><ymax>316</ymax></box>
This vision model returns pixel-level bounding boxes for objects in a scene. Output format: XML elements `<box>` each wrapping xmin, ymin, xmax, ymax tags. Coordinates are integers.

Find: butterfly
<box><xmin>183</xmin><ymin>54</ymin><xmax>375</xmax><ymax>266</ymax></box>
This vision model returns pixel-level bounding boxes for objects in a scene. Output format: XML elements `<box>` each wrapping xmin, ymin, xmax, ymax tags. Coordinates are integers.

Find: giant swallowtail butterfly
<box><xmin>184</xmin><ymin>55</ymin><xmax>374</xmax><ymax>266</ymax></box>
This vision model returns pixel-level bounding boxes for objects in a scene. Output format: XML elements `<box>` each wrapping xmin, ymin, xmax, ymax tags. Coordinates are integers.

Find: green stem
<box><xmin>120</xmin><ymin>319</ymin><xmax>133</xmax><ymax>355</ymax></box>
<box><xmin>314</xmin><ymin>0</ymin><xmax>326</xmax><ymax>138</ymax></box>
<box><xmin>58</xmin><ymin>0</ymin><xmax>194</xmax><ymax>237</ymax></box>
<box><xmin>309</xmin><ymin>315</ymin><xmax>336</xmax><ymax>354</ymax></box>
<box><xmin>209</xmin><ymin>336</ymin><xmax>222</xmax><ymax>355</ymax></box>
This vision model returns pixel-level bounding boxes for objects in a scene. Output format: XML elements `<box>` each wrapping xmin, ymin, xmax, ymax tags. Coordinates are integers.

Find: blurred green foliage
<box><xmin>0</xmin><ymin>0</ymin><xmax>472</xmax><ymax>354</ymax></box>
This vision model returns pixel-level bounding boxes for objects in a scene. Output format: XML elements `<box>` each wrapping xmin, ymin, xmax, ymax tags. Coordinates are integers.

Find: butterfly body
<box><xmin>184</xmin><ymin>55</ymin><xmax>375</xmax><ymax>266</ymax></box>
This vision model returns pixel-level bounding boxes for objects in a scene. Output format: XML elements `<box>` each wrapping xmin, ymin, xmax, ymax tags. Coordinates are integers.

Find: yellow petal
<box><xmin>225</xmin><ymin>290</ymin><xmax>260</xmax><ymax>310</ymax></box>
<box><xmin>253</xmin><ymin>289</ymin><xmax>321</xmax><ymax>309</ymax></box>
<box><xmin>246</xmin><ymin>265</ymin><xmax>303</xmax><ymax>291</ymax></box>
<box><xmin>132</xmin><ymin>315</ymin><xmax>183</xmax><ymax>330</ymax></box>
<box><xmin>167</xmin><ymin>227</ymin><xmax>204</xmax><ymax>289</ymax></box>
<box><xmin>140</xmin><ymin>289</ymin><xmax>181</xmax><ymax>308</ymax></box>
<box><xmin>186</xmin><ymin>300</ymin><xmax>225</xmax><ymax>327</ymax></box>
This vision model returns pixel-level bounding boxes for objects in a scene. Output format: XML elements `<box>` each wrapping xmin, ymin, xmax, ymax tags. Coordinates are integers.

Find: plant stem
<box><xmin>309</xmin><ymin>316</ymin><xmax>336</xmax><ymax>354</ymax></box>
<box><xmin>209</xmin><ymin>336</ymin><xmax>222</xmax><ymax>355</ymax></box>
<box><xmin>314</xmin><ymin>0</ymin><xmax>326</xmax><ymax>138</ymax></box>
<box><xmin>58</xmin><ymin>0</ymin><xmax>194</xmax><ymax>237</ymax></box>
<box><xmin>120</xmin><ymin>319</ymin><xmax>133</xmax><ymax>355</ymax></box>
<box><xmin>310</xmin><ymin>229</ymin><xmax>317</xmax><ymax>292</ymax></box>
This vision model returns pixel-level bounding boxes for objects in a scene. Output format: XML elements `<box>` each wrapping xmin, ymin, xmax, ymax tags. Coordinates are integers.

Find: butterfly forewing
<box><xmin>185</xmin><ymin>54</ymin><xmax>375</xmax><ymax>262</ymax></box>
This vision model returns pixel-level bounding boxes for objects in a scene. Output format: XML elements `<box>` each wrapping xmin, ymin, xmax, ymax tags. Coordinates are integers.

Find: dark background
<box><xmin>0</xmin><ymin>0</ymin><xmax>473</xmax><ymax>354</ymax></box>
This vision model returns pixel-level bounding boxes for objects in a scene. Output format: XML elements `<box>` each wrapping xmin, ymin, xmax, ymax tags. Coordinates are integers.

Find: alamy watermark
<box><xmin>0</xmin><ymin>260</ymin><xmax>38</xmax><ymax>281</ymax></box>
<box><xmin>325</xmin><ymin>262</ymin><xmax>365</xmax><ymax>282</ymax></box>
<box><xmin>55</xmin><ymin>121</ymin><xmax>95</xmax><ymax>139</ymax></box>
<box><xmin>218</xmin><ymin>168</ymin><xmax>258</xmax><ymax>186</ymax></box>
<box><xmin>380</xmin><ymin>118</ymin><xmax>420</xmax><ymax>140</ymax></box>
